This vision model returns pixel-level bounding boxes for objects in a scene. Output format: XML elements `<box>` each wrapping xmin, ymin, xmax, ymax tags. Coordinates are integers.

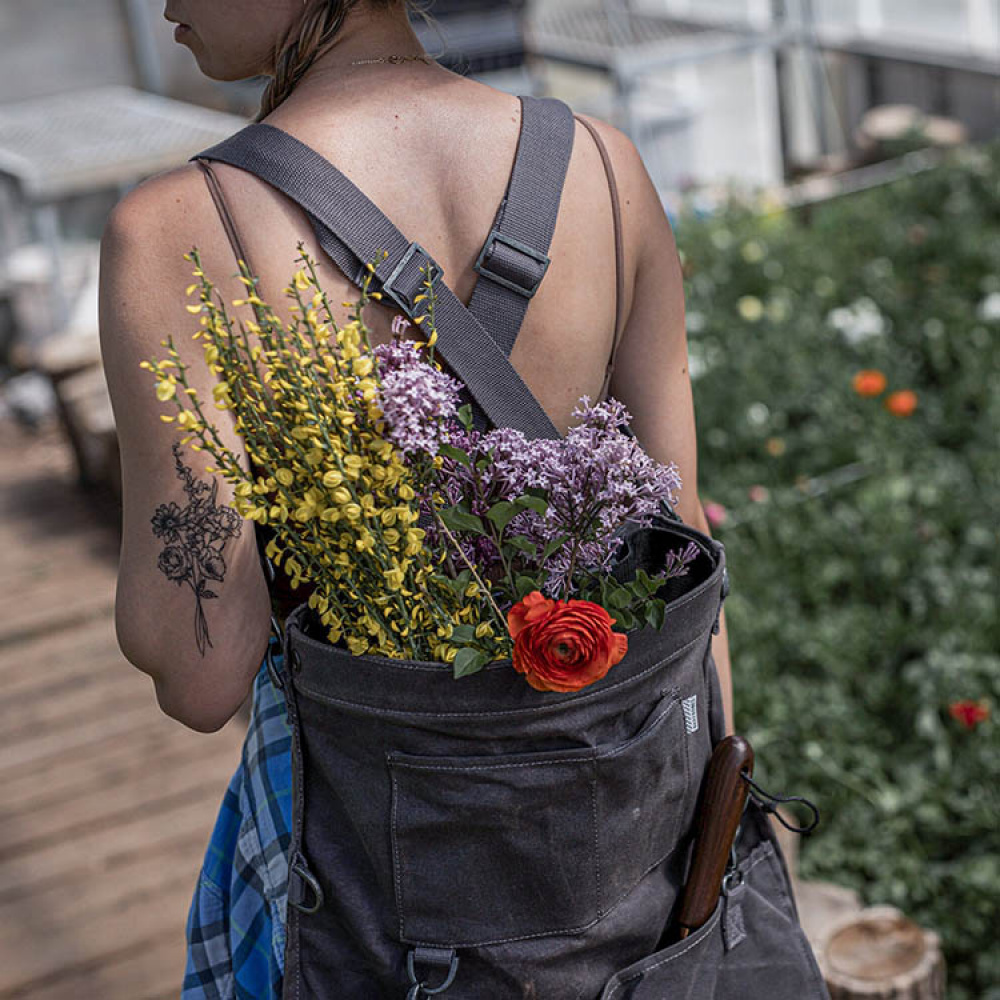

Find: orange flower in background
<box><xmin>948</xmin><ymin>700</ymin><xmax>990</xmax><ymax>730</ymax></box>
<box><xmin>885</xmin><ymin>390</ymin><xmax>918</xmax><ymax>417</ymax></box>
<box><xmin>852</xmin><ymin>369</ymin><xmax>887</xmax><ymax>397</ymax></box>
<box><xmin>508</xmin><ymin>592</ymin><xmax>628</xmax><ymax>693</ymax></box>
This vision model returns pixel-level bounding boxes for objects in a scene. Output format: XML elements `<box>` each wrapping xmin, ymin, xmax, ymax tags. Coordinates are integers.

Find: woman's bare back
<box><xmin>194</xmin><ymin>74</ymin><xmax>632</xmax><ymax>434</ymax></box>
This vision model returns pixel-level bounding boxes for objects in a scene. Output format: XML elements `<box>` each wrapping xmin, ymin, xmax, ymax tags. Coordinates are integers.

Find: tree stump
<box><xmin>818</xmin><ymin>905</ymin><xmax>945</xmax><ymax>1000</ymax></box>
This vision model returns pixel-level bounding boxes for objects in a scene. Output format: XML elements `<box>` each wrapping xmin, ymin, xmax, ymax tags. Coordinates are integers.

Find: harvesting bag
<box><xmin>193</xmin><ymin>95</ymin><xmax>829</xmax><ymax>999</ymax></box>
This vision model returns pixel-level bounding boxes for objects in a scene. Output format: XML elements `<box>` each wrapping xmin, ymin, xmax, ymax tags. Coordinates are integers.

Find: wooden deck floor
<box><xmin>0</xmin><ymin>417</ymin><xmax>246</xmax><ymax>999</ymax></box>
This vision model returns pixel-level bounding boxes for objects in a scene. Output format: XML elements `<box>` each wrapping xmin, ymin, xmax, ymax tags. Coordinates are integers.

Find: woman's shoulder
<box><xmin>100</xmin><ymin>159</ymin><xmax>253</xmax><ymax>343</ymax></box>
<box><xmin>103</xmin><ymin>161</ymin><xmax>219</xmax><ymax>262</ymax></box>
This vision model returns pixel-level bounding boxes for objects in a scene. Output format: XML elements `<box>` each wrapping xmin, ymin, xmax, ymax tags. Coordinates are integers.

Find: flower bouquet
<box><xmin>143</xmin><ymin>244</ymin><xmax>699</xmax><ymax>691</ymax></box>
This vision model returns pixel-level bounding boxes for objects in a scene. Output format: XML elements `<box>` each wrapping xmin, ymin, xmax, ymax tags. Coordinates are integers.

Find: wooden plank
<box><xmin>0</xmin><ymin>582</ymin><xmax>113</xmax><ymax>647</ymax></box>
<box><xmin>0</xmin><ymin>833</ymin><xmax>205</xmax><ymax>951</ymax></box>
<box><xmin>0</xmin><ymin>701</ymin><xmax>157</xmax><ymax>777</ymax></box>
<box><xmin>0</xmin><ymin>537</ymin><xmax>119</xmax><ymax>592</ymax></box>
<box><xmin>1</xmin><ymin>685</ymin><xmax>152</xmax><ymax>746</ymax></box>
<box><xmin>12</xmin><ymin>935</ymin><xmax>186</xmax><ymax>1000</ymax></box>
<box><xmin>0</xmin><ymin>632</ymin><xmax>120</xmax><ymax>699</ymax></box>
<box><xmin>0</xmin><ymin>797</ymin><xmax>222</xmax><ymax>905</ymax></box>
<box><xmin>5</xmin><ymin>729</ymin><xmax>208</xmax><ymax>815</ymax></box>
<box><xmin>0</xmin><ymin>876</ymin><xmax>200</xmax><ymax>995</ymax></box>
<box><xmin>1</xmin><ymin>743</ymin><xmax>237</xmax><ymax>859</ymax></box>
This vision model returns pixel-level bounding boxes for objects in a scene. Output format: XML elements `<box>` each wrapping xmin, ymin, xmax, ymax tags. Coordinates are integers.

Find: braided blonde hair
<box><xmin>256</xmin><ymin>0</ymin><xmax>429</xmax><ymax>123</ymax></box>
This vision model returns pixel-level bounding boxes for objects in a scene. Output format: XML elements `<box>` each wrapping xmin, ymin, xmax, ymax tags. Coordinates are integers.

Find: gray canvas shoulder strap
<box><xmin>465</xmin><ymin>97</ymin><xmax>575</xmax><ymax>357</ymax></box>
<box><xmin>189</xmin><ymin>95</ymin><xmax>576</xmax><ymax>441</ymax></box>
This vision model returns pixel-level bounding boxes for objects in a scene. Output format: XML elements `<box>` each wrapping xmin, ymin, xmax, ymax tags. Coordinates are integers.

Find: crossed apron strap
<box><xmin>189</xmin><ymin>95</ymin><xmax>581</xmax><ymax>441</ymax></box>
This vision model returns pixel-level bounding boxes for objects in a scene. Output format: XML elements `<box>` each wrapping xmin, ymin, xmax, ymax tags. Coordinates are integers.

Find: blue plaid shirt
<box><xmin>183</xmin><ymin>636</ymin><xmax>293</xmax><ymax>999</ymax></box>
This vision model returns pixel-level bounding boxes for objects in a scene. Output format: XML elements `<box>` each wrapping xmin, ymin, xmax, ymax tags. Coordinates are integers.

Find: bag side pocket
<box><xmin>599</xmin><ymin>890</ymin><xmax>725</xmax><ymax>1000</ymax></box>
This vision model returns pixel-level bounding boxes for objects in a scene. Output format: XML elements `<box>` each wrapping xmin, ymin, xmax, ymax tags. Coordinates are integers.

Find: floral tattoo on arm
<box><xmin>151</xmin><ymin>442</ymin><xmax>243</xmax><ymax>655</ymax></box>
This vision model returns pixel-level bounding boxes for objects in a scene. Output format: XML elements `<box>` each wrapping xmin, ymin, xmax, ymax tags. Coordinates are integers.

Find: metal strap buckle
<box><xmin>473</xmin><ymin>227</ymin><xmax>550</xmax><ymax>299</ymax></box>
<box><xmin>380</xmin><ymin>240</ymin><xmax>442</xmax><ymax>314</ymax></box>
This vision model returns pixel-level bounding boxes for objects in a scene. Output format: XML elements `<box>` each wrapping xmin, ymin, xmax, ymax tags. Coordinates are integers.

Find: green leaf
<box><xmin>457</xmin><ymin>404</ymin><xmax>474</xmax><ymax>430</ymax></box>
<box><xmin>540</xmin><ymin>535</ymin><xmax>570</xmax><ymax>563</ymax></box>
<box><xmin>505</xmin><ymin>535</ymin><xmax>537</xmax><ymax>557</ymax></box>
<box><xmin>453</xmin><ymin>647</ymin><xmax>489</xmax><ymax>679</ymax></box>
<box><xmin>635</xmin><ymin>568</ymin><xmax>657</xmax><ymax>599</ymax></box>
<box><xmin>486</xmin><ymin>501</ymin><xmax>521</xmax><ymax>534</ymax></box>
<box><xmin>617</xmin><ymin>610</ymin><xmax>636</xmax><ymax>630</ymax></box>
<box><xmin>449</xmin><ymin>624</ymin><xmax>477</xmax><ymax>643</ymax></box>
<box><xmin>645</xmin><ymin>599</ymin><xmax>666</xmax><ymax>630</ymax></box>
<box><xmin>439</xmin><ymin>505</ymin><xmax>486</xmax><ymax>536</ymax></box>
<box><xmin>515</xmin><ymin>575</ymin><xmax>541</xmax><ymax>600</ymax></box>
<box><xmin>438</xmin><ymin>443</ymin><xmax>472</xmax><ymax>467</ymax></box>
<box><xmin>449</xmin><ymin>568</ymin><xmax>472</xmax><ymax>596</ymax></box>
<box><xmin>516</xmin><ymin>495</ymin><xmax>548</xmax><ymax>516</ymax></box>
<box><xmin>605</xmin><ymin>584</ymin><xmax>632</xmax><ymax>610</ymax></box>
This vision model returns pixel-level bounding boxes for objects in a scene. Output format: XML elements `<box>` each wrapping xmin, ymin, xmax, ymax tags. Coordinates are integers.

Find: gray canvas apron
<box><xmin>192</xmin><ymin>95</ymin><xmax>829</xmax><ymax>1000</ymax></box>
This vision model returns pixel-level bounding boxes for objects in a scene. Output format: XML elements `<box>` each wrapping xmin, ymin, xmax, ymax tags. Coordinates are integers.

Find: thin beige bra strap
<box><xmin>573</xmin><ymin>114</ymin><xmax>626</xmax><ymax>402</ymax></box>
<box><xmin>195</xmin><ymin>159</ymin><xmax>258</xmax><ymax>282</ymax></box>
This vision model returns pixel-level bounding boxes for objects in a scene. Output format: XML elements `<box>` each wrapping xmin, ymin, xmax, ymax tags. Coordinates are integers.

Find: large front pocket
<box><xmin>386</xmin><ymin>690</ymin><xmax>691</xmax><ymax>947</ymax></box>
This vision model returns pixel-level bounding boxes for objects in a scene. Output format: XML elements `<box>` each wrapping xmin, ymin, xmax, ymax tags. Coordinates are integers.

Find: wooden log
<box><xmin>818</xmin><ymin>905</ymin><xmax>945</xmax><ymax>1000</ymax></box>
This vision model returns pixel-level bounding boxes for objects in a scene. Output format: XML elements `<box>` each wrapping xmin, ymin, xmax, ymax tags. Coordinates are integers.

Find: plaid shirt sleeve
<box><xmin>183</xmin><ymin>637</ymin><xmax>293</xmax><ymax>1000</ymax></box>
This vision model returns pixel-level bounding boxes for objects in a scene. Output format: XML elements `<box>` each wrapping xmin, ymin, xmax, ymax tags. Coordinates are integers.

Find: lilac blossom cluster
<box><xmin>430</xmin><ymin>396</ymin><xmax>684</xmax><ymax>596</ymax></box>
<box><xmin>373</xmin><ymin>333</ymin><xmax>685</xmax><ymax>597</ymax></box>
<box><xmin>373</xmin><ymin>336</ymin><xmax>462</xmax><ymax>457</ymax></box>
<box><xmin>514</xmin><ymin>397</ymin><xmax>682</xmax><ymax>593</ymax></box>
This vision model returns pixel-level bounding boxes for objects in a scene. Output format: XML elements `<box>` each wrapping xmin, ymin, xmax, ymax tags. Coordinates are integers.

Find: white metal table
<box><xmin>0</xmin><ymin>84</ymin><xmax>248</xmax><ymax>333</ymax></box>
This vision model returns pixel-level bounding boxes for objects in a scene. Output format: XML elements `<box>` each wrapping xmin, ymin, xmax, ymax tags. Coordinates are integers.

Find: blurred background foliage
<box><xmin>675</xmin><ymin>141</ymin><xmax>1000</xmax><ymax>999</ymax></box>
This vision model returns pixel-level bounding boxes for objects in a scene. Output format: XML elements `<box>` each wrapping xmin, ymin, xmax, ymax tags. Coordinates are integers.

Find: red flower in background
<box><xmin>508</xmin><ymin>592</ymin><xmax>628</xmax><ymax>693</ymax></box>
<box><xmin>885</xmin><ymin>390</ymin><xmax>918</xmax><ymax>417</ymax></box>
<box><xmin>948</xmin><ymin>700</ymin><xmax>990</xmax><ymax>730</ymax></box>
<box><xmin>852</xmin><ymin>369</ymin><xmax>887</xmax><ymax>397</ymax></box>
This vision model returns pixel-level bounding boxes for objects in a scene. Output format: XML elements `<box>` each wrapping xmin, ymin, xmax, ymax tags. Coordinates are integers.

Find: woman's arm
<box><xmin>99</xmin><ymin>169</ymin><xmax>271</xmax><ymax>732</ymax></box>
<box><xmin>590</xmin><ymin>121</ymin><xmax>735</xmax><ymax>735</ymax></box>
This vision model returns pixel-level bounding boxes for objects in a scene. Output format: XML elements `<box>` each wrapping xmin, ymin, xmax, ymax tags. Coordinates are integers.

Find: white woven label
<box><xmin>682</xmin><ymin>695</ymin><xmax>699</xmax><ymax>734</ymax></box>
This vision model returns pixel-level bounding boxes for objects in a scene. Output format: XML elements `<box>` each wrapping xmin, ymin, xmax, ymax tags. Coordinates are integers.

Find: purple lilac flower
<box><xmin>425</xmin><ymin>395</ymin><xmax>684</xmax><ymax>596</ymax></box>
<box><xmin>374</xmin><ymin>337</ymin><xmax>423</xmax><ymax>375</ymax></box>
<box><xmin>372</xmin><ymin>338</ymin><xmax>464</xmax><ymax>456</ymax></box>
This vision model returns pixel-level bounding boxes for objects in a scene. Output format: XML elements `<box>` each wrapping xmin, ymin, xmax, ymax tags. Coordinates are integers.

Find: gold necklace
<box><xmin>348</xmin><ymin>54</ymin><xmax>435</xmax><ymax>66</ymax></box>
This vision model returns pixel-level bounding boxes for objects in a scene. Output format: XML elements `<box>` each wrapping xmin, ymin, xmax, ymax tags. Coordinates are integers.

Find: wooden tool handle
<box><xmin>676</xmin><ymin>735</ymin><xmax>754</xmax><ymax>939</ymax></box>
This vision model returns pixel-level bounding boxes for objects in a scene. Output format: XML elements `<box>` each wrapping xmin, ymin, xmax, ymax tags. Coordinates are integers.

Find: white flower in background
<box><xmin>766</xmin><ymin>296</ymin><xmax>791</xmax><ymax>323</ymax></box>
<box><xmin>763</xmin><ymin>259</ymin><xmax>784</xmax><ymax>280</ymax></box>
<box><xmin>741</xmin><ymin>239</ymin><xmax>765</xmax><ymax>263</ymax></box>
<box><xmin>814</xmin><ymin>275</ymin><xmax>836</xmax><ymax>297</ymax></box>
<box><xmin>977</xmin><ymin>292</ymin><xmax>1000</xmax><ymax>322</ymax></box>
<box><xmin>827</xmin><ymin>296</ymin><xmax>887</xmax><ymax>344</ymax></box>
<box><xmin>923</xmin><ymin>317</ymin><xmax>945</xmax><ymax>339</ymax></box>
<box><xmin>710</xmin><ymin>228</ymin><xmax>734</xmax><ymax>250</ymax></box>
<box><xmin>685</xmin><ymin>309</ymin><xmax>706</xmax><ymax>334</ymax></box>
<box><xmin>738</xmin><ymin>295</ymin><xmax>764</xmax><ymax>322</ymax></box>
<box><xmin>746</xmin><ymin>402</ymin><xmax>770</xmax><ymax>427</ymax></box>
<box><xmin>687</xmin><ymin>341</ymin><xmax>722</xmax><ymax>381</ymax></box>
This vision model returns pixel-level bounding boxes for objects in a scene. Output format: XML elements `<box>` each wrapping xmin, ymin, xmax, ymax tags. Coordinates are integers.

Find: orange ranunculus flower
<box><xmin>852</xmin><ymin>369</ymin><xmax>887</xmax><ymax>397</ymax></box>
<box><xmin>885</xmin><ymin>389</ymin><xmax>918</xmax><ymax>417</ymax></box>
<box><xmin>507</xmin><ymin>592</ymin><xmax>628</xmax><ymax>693</ymax></box>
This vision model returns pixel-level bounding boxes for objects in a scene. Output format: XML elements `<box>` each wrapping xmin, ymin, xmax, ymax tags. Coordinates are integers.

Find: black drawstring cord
<box><xmin>740</xmin><ymin>772</ymin><xmax>821</xmax><ymax>835</ymax></box>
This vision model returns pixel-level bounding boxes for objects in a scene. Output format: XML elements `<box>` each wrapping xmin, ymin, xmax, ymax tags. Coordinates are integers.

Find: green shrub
<box><xmin>676</xmin><ymin>142</ymin><xmax>1000</xmax><ymax>998</ymax></box>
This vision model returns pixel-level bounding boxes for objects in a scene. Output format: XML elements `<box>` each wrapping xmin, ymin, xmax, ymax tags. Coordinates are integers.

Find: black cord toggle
<box><xmin>740</xmin><ymin>772</ymin><xmax>820</xmax><ymax>835</ymax></box>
